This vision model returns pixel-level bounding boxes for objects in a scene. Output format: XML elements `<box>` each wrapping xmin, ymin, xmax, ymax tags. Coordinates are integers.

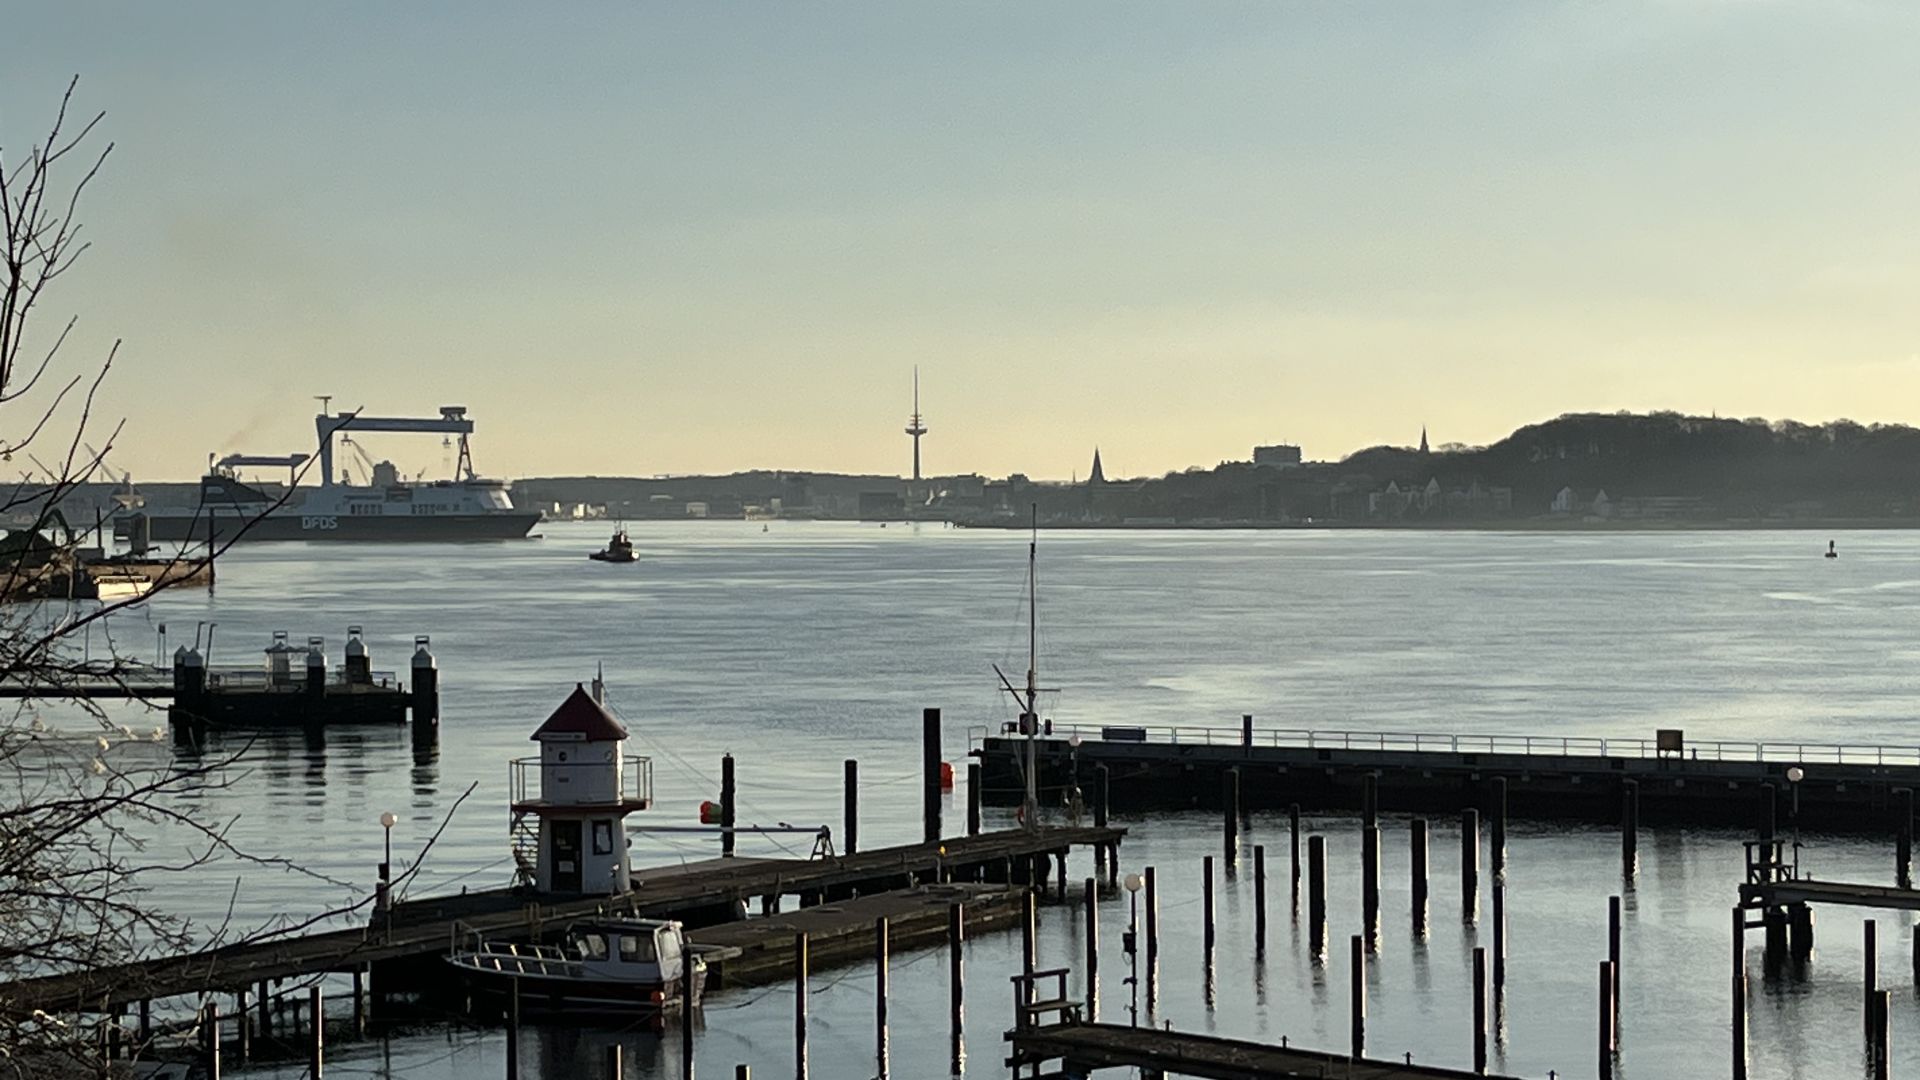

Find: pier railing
<box><xmin>969</xmin><ymin>722</ymin><xmax>1920</xmax><ymax>768</ymax></box>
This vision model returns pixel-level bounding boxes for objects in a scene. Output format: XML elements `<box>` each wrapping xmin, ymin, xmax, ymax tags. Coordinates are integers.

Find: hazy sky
<box><xmin>5</xmin><ymin>3</ymin><xmax>1917</xmax><ymax>482</ymax></box>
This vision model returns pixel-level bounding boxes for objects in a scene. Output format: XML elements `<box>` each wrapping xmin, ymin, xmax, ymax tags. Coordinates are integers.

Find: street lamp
<box><xmin>1122</xmin><ymin>873</ymin><xmax>1144</xmax><ymax>1027</ymax></box>
<box><xmin>378</xmin><ymin>811</ymin><xmax>397</xmax><ymax>934</ymax></box>
<box><xmin>1785</xmin><ymin>767</ymin><xmax>1804</xmax><ymax>878</ymax></box>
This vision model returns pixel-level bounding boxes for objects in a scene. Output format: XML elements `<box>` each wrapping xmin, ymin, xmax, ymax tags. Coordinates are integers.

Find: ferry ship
<box><xmin>116</xmin><ymin>405</ymin><xmax>540</xmax><ymax>543</ymax></box>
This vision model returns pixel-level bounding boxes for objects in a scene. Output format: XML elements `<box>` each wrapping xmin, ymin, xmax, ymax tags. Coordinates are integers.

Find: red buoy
<box><xmin>939</xmin><ymin>761</ymin><xmax>955</xmax><ymax>791</ymax></box>
<box><xmin>698</xmin><ymin>799</ymin><xmax>720</xmax><ymax>824</ymax></box>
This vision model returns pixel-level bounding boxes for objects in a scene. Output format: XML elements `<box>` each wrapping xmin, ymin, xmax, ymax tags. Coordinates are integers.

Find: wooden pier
<box><xmin>1007</xmin><ymin>1021</ymin><xmax>1523</xmax><ymax>1079</ymax></box>
<box><xmin>0</xmin><ymin>825</ymin><xmax>1121</xmax><ymax>1018</ymax></box>
<box><xmin>977</xmin><ymin>721</ymin><xmax>1920</xmax><ymax>829</ymax></box>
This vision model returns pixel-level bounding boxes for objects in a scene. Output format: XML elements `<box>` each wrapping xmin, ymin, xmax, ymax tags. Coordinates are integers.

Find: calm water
<box><xmin>43</xmin><ymin>523</ymin><xmax>1920</xmax><ymax>1077</ymax></box>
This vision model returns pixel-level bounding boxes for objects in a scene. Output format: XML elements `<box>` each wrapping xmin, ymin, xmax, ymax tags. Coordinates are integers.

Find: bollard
<box><xmin>308</xmin><ymin>985</ymin><xmax>323</xmax><ymax>1079</ymax></box>
<box><xmin>1732</xmin><ymin>907</ymin><xmax>1747</xmax><ymax>1080</ymax></box>
<box><xmin>948</xmin><ymin>904</ymin><xmax>965</xmax><ymax>1074</ymax></box>
<box><xmin>506</xmin><ymin>977</ymin><xmax>520</xmax><ymax>1080</ymax></box>
<box><xmin>1350</xmin><ymin>933</ymin><xmax>1366</xmax><ymax>1058</ymax></box>
<box><xmin>1253</xmin><ymin>844</ymin><xmax>1268</xmax><ymax>954</ymax></box>
<box><xmin>922</xmin><ymin>708</ymin><xmax>942</xmax><ymax>844</ymax></box>
<box><xmin>1308</xmin><ymin>835</ymin><xmax>1328</xmax><ymax>952</ymax></box>
<box><xmin>875</xmin><ymin>917</ymin><xmax>889</xmax><ymax>1080</ymax></box>
<box><xmin>1203</xmin><ymin>856</ymin><xmax>1216</xmax><ymax>952</ymax></box>
<box><xmin>606</xmin><ymin>1046</ymin><xmax>623</xmax><ymax>1080</ymax></box>
<box><xmin>721</xmin><ymin>755</ymin><xmax>737</xmax><ymax>858</ymax></box>
<box><xmin>1608</xmin><ymin>896</ymin><xmax>1622</xmax><ymax>1039</ymax></box>
<box><xmin>1490</xmin><ymin>777</ymin><xmax>1507</xmax><ymax>883</ymax></box>
<box><xmin>1621</xmin><ymin>778</ymin><xmax>1639</xmax><ymax>881</ymax></box>
<box><xmin>794</xmin><ymin>932</ymin><xmax>809</xmax><ymax>1080</ymax></box>
<box><xmin>966</xmin><ymin>763</ymin><xmax>982</xmax><ymax>837</ymax></box>
<box><xmin>843</xmin><ymin>760</ymin><xmax>859</xmax><ymax>856</ymax></box>
<box><xmin>1865</xmin><ymin>919</ymin><xmax>1879</xmax><ymax>1047</ymax></box>
<box><xmin>1598</xmin><ymin>961</ymin><xmax>1614</xmax><ymax>1080</ymax></box>
<box><xmin>1084</xmin><ymin>878</ymin><xmax>1100</xmax><ymax>1021</ymax></box>
<box><xmin>1491</xmin><ymin>881</ymin><xmax>1506</xmax><ymax>990</ymax></box>
<box><xmin>1899</xmin><ymin>788</ymin><xmax>1914</xmax><ymax>889</ymax></box>
<box><xmin>1472</xmin><ymin>947</ymin><xmax>1487</xmax><ymax>1075</ymax></box>
<box><xmin>1223</xmin><ymin>769</ymin><xmax>1240</xmax><ymax>859</ymax></box>
<box><xmin>1462</xmin><ymin>808</ymin><xmax>1480</xmax><ymax>924</ymax></box>
<box><xmin>1411</xmin><ymin>818</ymin><xmax>1430</xmax><ymax>931</ymax></box>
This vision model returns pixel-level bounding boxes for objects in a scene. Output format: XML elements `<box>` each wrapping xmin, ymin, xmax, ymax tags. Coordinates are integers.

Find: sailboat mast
<box><xmin>1024</xmin><ymin>503</ymin><xmax>1039</xmax><ymax>830</ymax></box>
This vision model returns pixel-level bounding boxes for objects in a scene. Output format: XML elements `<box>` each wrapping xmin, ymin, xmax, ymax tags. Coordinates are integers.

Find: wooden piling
<box><xmin>875</xmin><ymin>916</ymin><xmax>890</xmax><ymax>1080</ymax></box>
<box><xmin>1350</xmin><ymin>934</ymin><xmax>1366</xmax><ymax>1059</ymax></box>
<box><xmin>1289</xmin><ymin>803</ymin><xmax>1301</xmax><ymax>908</ymax></box>
<box><xmin>606</xmin><ymin>1046</ymin><xmax>623</xmax><ymax>1080</ymax></box>
<box><xmin>721</xmin><ymin>754</ymin><xmax>737</xmax><ymax>858</ymax></box>
<box><xmin>1491</xmin><ymin>881</ymin><xmax>1506</xmax><ymax>990</ymax></box>
<box><xmin>1872</xmin><ymin>988</ymin><xmax>1891</xmax><ymax>1079</ymax></box>
<box><xmin>1759</xmin><ymin>781</ymin><xmax>1777</xmax><ymax>843</ymax></box>
<box><xmin>1472</xmin><ymin>946</ymin><xmax>1487</xmax><ymax>1075</ymax></box>
<box><xmin>794</xmin><ymin>932</ymin><xmax>809</xmax><ymax>1080</ymax></box>
<box><xmin>352</xmin><ymin>967</ymin><xmax>366</xmax><ymax>1038</ymax></box>
<box><xmin>1203</xmin><ymin>855</ymin><xmax>1216</xmax><ymax>952</ymax></box>
<box><xmin>1222</xmin><ymin>768</ymin><xmax>1240</xmax><ymax>859</ymax></box>
<box><xmin>1308</xmin><ymin>835</ymin><xmax>1328</xmax><ymax>950</ymax></box>
<box><xmin>1462</xmin><ymin>807</ymin><xmax>1480</xmax><ymax>923</ymax></box>
<box><xmin>922</xmin><ymin>707</ymin><xmax>942</xmax><ymax>844</ymax></box>
<box><xmin>966</xmin><ymin>762</ymin><xmax>982</xmax><ymax>837</ymax></box>
<box><xmin>1411</xmin><ymin>818</ymin><xmax>1429</xmax><ymax>932</ymax></box>
<box><xmin>138</xmin><ymin>998</ymin><xmax>150</xmax><ymax>1051</ymax></box>
<box><xmin>1361</xmin><ymin>773</ymin><xmax>1380</xmax><ymax>931</ymax></box>
<box><xmin>736</xmin><ymin>1068</ymin><xmax>750</xmax><ymax>1080</ymax></box>
<box><xmin>1732</xmin><ymin>907</ymin><xmax>1747</xmax><ymax>1080</ymax></box>
<box><xmin>1094</xmin><ymin>763</ymin><xmax>1110</xmax><ymax>879</ymax></box>
<box><xmin>1083</xmin><ymin>878</ymin><xmax>1100</xmax><ymax>1021</ymax></box>
<box><xmin>843</xmin><ymin>760</ymin><xmax>859</xmax><ymax>856</ymax></box>
<box><xmin>202</xmin><ymin>1002</ymin><xmax>220</xmax><ymax>1080</ymax></box>
<box><xmin>1241</xmin><ymin>713</ymin><xmax>1253</xmax><ymax>749</ymax></box>
<box><xmin>308</xmin><ymin>985</ymin><xmax>324</xmax><ymax>1079</ymax></box>
<box><xmin>1598</xmin><ymin>961</ymin><xmax>1614</xmax><ymax>1080</ymax></box>
<box><xmin>1621</xmin><ymin>779</ymin><xmax>1639</xmax><ymax>881</ymax></box>
<box><xmin>1898</xmin><ymin>787</ymin><xmax>1914</xmax><ymax>889</ymax></box>
<box><xmin>506</xmin><ymin>976</ymin><xmax>520</xmax><ymax>1080</ymax></box>
<box><xmin>256</xmin><ymin>979</ymin><xmax>270</xmax><ymax>1040</ymax></box>
<box><xmin>1608</xmin><ymin>895</ymin><xmax>1622</xmax><ymax>1042</ymax></box>
<box><xmin>1490</xmin><ymin>777</ymin><xmax>1508</xmax><ymax>883</ymax></box>
<box><xmin>1865</xmin><ymin>918</ymin><xmax>1879</xmax><ymax>1047</ymax></box>
<box><xmin>233</xmin><ymin>989</ymin><xmax>248</xmax><ymax>1061</ymax></box>
<box><xmin>681</xmin><ymin>937</ymin><xmax>696</xmax><ymax>1076</ymax></box>
<box><xmin>948</xmin><ymin>903</ymin><xmax>965</xmax><ymax>1075</ymax></box>
<box><xmin>1145</xmin><ymin>866</ymin><xmax>1159</xmax><ymax>971</ymax></box>
<box><xmin>1253</xmin><ymin>844</ymin><xmax>1268</xmax><ymax>954</ymax></box>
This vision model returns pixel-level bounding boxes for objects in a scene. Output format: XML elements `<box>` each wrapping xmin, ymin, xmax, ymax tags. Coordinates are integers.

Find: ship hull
<box><xmin>127</xmin><ymin>511</ymin><xmax>540</xmax><ymax>543</ymax></box>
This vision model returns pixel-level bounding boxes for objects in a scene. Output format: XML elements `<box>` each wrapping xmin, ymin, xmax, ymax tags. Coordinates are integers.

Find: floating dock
<box><xmin>1007</xmin><ymin>1021</ymin><xmax>1522</xmax><ymax>1080</ymax></box>
<box><xmin>975</xmin><ymin>720</ymin><xmax>1920</xmax><ymax>830</ymax></box>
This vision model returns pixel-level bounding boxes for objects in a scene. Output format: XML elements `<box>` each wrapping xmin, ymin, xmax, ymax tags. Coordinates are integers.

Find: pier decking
<box><xmin>976</xmin><ymin>722</ymin><xmax>1920</xmax><ymax>829</ymax></box>
<box><xmin>1007</xmin><ymin>1021</ymin><xmax>1521</xmax><ymax>1079</ymax></box>
<box><xmin>0</xmin><ymin>825</ymin><xmax>1121</xmax><ymax>1017</ymax></box>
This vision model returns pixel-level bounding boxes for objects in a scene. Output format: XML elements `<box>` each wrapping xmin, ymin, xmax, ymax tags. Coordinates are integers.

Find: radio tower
<box><xmin>904</xmin><ymin>367</ymin><xmax>928</xmax><ymax>482</ymax></box>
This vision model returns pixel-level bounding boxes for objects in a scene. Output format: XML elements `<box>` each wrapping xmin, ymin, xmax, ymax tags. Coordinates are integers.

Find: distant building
<box><xmin>1088</xmin><ymin>449</ymin><xmax>1107</xmax><ymax>485</ymax></box>
<box><xmin>857</xmin><ymin>491</ymin><xmax>905</xmax><ymax>520</ymax></box>
<box><xmin>1253</xmin><ymin>444</ymin><xmax>1303</xmax><ymax>469</ymax></box>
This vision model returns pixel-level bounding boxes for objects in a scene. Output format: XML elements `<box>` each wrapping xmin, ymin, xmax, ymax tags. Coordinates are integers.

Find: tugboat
<box><xmin>589</xmin><ymin>527</ymin><xmax>638</xmax><ymax>563</ymax></box>
<box><xmin>446</xmin><ymin>917</ymin><xmax>708</xmax><ymax>1014</ymax></box>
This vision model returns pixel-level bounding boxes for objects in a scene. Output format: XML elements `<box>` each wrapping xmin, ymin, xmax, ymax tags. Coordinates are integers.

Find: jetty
<box><xmin>975</xmin><ymin>719</ymin><xmax>1920</xmax><ymax>830</ymax></box>
<box><xmin>1007</xmin><ymin>1021</ymin><xmax>1523</xmax><ymax>1079</ymax></box>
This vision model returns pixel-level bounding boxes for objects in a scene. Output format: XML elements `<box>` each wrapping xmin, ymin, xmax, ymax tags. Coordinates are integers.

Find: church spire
<box><xmin>1419</xmin><ymin>426</ymin><xmax>1429</xmax><ymax>454</ymax></box>
<box><xmin>1088</xmin><ymin>447</ymin><xmax>1107</xmax><ymax>485</ymax></box>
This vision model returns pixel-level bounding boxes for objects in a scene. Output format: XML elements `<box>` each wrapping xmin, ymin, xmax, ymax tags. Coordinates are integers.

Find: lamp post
<box><xmin>1785</xmin><ymin>767</ymin><xmax>1804</xmax><ymax>878</ymax></box>
<box><xmin>1121</xmin><ymin>873</ymin><xmax>1143</xmax><ymax>1027</ymax></box>
<box><xmin>378</xmin><ymin>811</ymin><xmax>397</xmax><ymax>937</ymax></box>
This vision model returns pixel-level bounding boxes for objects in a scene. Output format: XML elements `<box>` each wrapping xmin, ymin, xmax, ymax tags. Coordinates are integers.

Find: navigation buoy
<box><xmin>1826</xmin><ymin>540</ymin><xmax>1838</xmax><ymax>559</ymax></box>
<box><xmin>699</xmin><ymin>800</ymin><xmax>721</xmax><ymax>824</ymax></box>
<box><xmin>940</xmin><ymin>761</ymin><xmax>955</xmax><ymax>791</ymax></box>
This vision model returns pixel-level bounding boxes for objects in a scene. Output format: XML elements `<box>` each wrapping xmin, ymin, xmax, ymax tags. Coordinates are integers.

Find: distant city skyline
<box><xmin>5</xmin><ymin>3</ymin><xmax>1918</xmax><ymax>483</ymax></box>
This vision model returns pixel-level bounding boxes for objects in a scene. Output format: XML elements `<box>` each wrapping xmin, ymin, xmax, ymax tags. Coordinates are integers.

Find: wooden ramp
<box><xmin>694</xmin><ymin>882</ymin><xmax>1020</xmax><ymax>986</ymax></box>
<box><xmin>1741</xmin><ymin>877</ymin><xmax>1920</xmax><ymax>912</ymax></box>
<box><xmin>1008</xmin><ymin>1022</ymin><xmax>1523</xmax><ymax>1080</ymax></box>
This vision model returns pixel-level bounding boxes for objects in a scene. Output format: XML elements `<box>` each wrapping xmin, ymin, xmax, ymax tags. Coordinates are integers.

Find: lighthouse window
<box><xmin>592</xmin><ymin>820</ymin><xmax>613</xmax><ymax>855</ymax></box>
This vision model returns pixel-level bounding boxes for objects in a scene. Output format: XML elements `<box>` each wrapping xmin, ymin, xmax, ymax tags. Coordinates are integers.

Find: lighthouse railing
<box><xmin>509</xmin><ymin>755</ymin><xmax>653</xmax><ymax>809</ymax></box>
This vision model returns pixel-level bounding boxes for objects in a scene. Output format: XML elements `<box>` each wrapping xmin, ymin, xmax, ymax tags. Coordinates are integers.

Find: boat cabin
<box><xmin>568</xmin><ymin>918</ymin><xmax>686</xmax><ymax>983</ymax></box>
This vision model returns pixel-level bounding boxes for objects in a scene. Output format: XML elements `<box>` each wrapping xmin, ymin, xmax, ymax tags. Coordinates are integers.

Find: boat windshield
<box><xmin>576</xmin><ymin>933</ymin><xmax>609</xmax><ymax>961</ymax></box>
<box><xmin>619</xmin><ymin>931</ymin><xmax>658</xmax><ymax>963</ymax></box>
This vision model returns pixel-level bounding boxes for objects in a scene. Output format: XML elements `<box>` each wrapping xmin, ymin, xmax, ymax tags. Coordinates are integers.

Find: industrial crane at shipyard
<box><xmin>114</xmin><ymin>403</ymin><xmax>541</xmax><ymax>543</ymax></box>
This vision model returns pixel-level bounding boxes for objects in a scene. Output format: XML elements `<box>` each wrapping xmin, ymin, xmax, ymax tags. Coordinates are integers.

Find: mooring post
<box><xmin>922</xmin><ymin>707</ymin><xmax>942</xmax><ymax>844</ymax></box>
<box><xmin>1022</xmin><ymin>889</ymin><xmax>1037</xmax><ymax>985</ymax></box>
<box><xmin>1084</xmin><ymin>878</ymin><xmax>1100</xmax><ymax>1020</ymax></box>
<box><xmin>1492</xmin><ymin>881</ymin><xmax>1506</xmax><ymax>991</ymax></box>
<box><xmin>506</xmin><ymin>976</ymin><xmax>520</xmax><ymax>1080</ymax></box>
<box><xmin>1289</xmin><ymin>803</ymin><xmax>1302</xmax><ymax>909</ymax></box>
<box><xmin>1865</xmin><ymin>918</ymin><xmax>1879</xmax><ymax>1047</ymax></box>
<box><xmin>352</xmin><ymin>967</ymin><xmax>366</xmax><ymax>1039</ymax></box>
<box><xmin>1598</xmin><ymin>961</ymin><xmax>1615</xmax><ymax>1080</ymax></box>
<box><xmin>308</xmin><ymin>985</ymin><xmax>324</xmax><ymax>1080</ymax></box>
<box><xmin>843</xmin><ymin>759</ymin><xmax>859</xmax><ymax>856</ymax></box>
<box><xmin>1241</xmin><ymin>713</ymin><xmax>1253</xmax><ymax>750</ymax></box>
<box><xmin>875</xmin><ymin>917</ymin><xmax>890</xmax><ymax>1080</ymax></box>
<box><xmin>257</xmin><ymin>980</ymin><xmax>270</xmax><ymax>1041</ymax></box>
<box><xmin>1362</xmin><ymin>773</ymin><xmax>1380</xmax><ymax>936</ymax></box>
<box><xmin>1873</xmin><ymin>988</ymin><xmax>1891</xmax><ymax>1079</ymax></box>
<box><xmin>1621</xmin><ymin>778</ymin><xmax>1639</xmax><ymax>881</ymax></box>
<box><xmin>682</xmin><ymin>936</ymin><xmax>696</xmax><ymax>1077</ymax></box>
<box><xmin>1607</xmin><ymin>896</ymin><xmax>1624</xmax><ymax>1041</ymax></box>
<box><xmin>1253</xmin><ymin>844</ymin><xmax>1268</xmax><ymax>954</ymax></box>
<box><xmin>736</xmin><ymin>1068</ymin><xmax>750</xmax><ymax>1080</ymax></box>
<box><xmin>1223</xmin><ymin>768</ymin><xmax>1240</xmax><ymax>859</ymax></box>
<box><xmin>1363</xmin><ymin>771</ymin><xmax>1378</xmax><ymax>831</ymax></box>
<box><xmin>1411</xmin><ymin>818</ymin><xmax>1430</xmax><ymax>931</ymax></box>
<box><xmin>1462</xmin><ymin>807</ymin><xmax>1480</xmax><ymax>923</ymax></box>
<box><xmin>1898</xmin><ymin>787</ymin><xmax>1914</xmax><ymax>889</ymax></box>
<box><xmin>1472</xmin><ymin>946</ymin><xmax>1487</xmax><ymax>1075</ymax></box>
<box><xmin>1145</xmin><ymin>865</ymin><xmax>1159</xmax><ymax>972</ymax></box>
<box><xmin>606</xmin><ymin>1046</ymin><xmax>623</xmax><ymax>1080</ymax></box>
<box><xmin>1094</xmin><ymin>762</ymin><xmax>1110</xmax><ymax>828</ymax></box>
<box><xmin>794</xmin><ymin>932</ymin><xmax>809</xmax><ymax>1080</ymax></box>
<box><xmin>1490</xmin><ymin>777</ymin><xmax>1508</xmax><ymax>883</ymax></box>
<box><xmin>203</xmin><ymin>1002</ymin><xmax>220</xmax><ymax>1080</ymax></box>
<box><xmin>233</xmin><ymin>989</ymin><xmax>248</xmax><ymax>1061</ymax></box>
<box><xmin>965</xmin><ymin>762</ymin><xmax>982</xmax><ymax>837</ymax></box>
<box><xmin>1732</xmin><ymin>907</ymin><xmax>1748</xmax><ymax>1080</ymax></box>
<box><xmin>138</xmin><ymin>998</ymin><xmax>151</xmax><ymax>1052</ymax></box>
<box><xmin>1759</xmin><ymin>781</ymin><xmax>1777</xmax><ymax>844</ymax></box>
<box><xmin>948</xmin><ymin>903</ymin><xmax>966</xmax><ymax>1074</ymax></box>
<box><xmin>1350</xmin><ymin>933</ymin><xmax>1366</xmax><ymax>1058</ymax></box>
<box><xmin>1203</xmin><ymin>855</ymin><xmax>1217</xmax><ymax>952</ymax></box>
<box><xmin>1308</xmin><ymin>835</ymin><xmax>1328</xmax><ymax>953</ymax></box>
<box><xmin>720</xmin><ymin>754</ymin><xmax>737</xmax><ymax>858</ymax></box>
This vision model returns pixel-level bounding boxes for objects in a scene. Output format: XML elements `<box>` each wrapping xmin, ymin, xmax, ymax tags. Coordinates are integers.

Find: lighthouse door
<box><xmin>552</xmin><ymin>820</ymin><xmax>583</xmax><ymax>892</ymax></box>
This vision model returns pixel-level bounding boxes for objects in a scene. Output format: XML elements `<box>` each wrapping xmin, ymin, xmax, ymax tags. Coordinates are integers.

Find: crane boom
<box><xmin>314</xmin><ymin>406</ymin><xmax>476</xmax><ymax>487</ymax></box>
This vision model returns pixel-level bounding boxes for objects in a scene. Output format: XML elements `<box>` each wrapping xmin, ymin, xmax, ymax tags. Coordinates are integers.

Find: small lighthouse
<box><xmin>510</xmin><ymin>684</ymin><xmax>652</xmax><ymax>895</ymax></box>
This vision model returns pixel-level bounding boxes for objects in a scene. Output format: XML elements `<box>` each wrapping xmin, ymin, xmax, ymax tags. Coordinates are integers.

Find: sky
<box><xmin>4</xmin><ymin>2</ymin><xmax>1918</xmax><ymax>482</ymax></box>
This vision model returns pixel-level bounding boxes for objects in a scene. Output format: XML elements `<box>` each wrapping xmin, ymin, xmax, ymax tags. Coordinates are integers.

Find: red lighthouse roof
<box><xmin>530</xmin><ymin>684</ymin><xmax>629</xmax><ymax>743</ymax></box>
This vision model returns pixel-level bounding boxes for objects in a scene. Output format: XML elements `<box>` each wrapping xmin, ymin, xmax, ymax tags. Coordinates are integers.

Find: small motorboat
<box><xmin>446</xmin><ymin>917</ymin><xmax>709</xmax><ymax>1014</ymax></box>
<box><xmin>590</xmin><ymin>528</ymin><xmax>638</xmax><ymax>563</ymax></box>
